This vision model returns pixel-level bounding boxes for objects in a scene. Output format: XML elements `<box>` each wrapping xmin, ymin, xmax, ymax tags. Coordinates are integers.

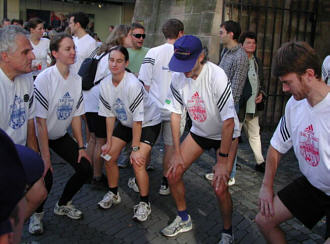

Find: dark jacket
<box><xmin>238</xmin><ymin>56</ymin><xmax>266</xmax><ymax>122</ymax></box>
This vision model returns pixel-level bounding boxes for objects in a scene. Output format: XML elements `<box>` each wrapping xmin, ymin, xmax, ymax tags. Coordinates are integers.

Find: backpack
<box><xmin>78</xmin><ymin>50</ymin><xmax>108</xmax><ymax>91</ymax></box>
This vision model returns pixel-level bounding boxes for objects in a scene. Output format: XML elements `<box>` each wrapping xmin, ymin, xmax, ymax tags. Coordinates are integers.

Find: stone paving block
<box><xmin>302</xmin><ymin>240</ymin><xmax>317</xmax><ymax>244</ymax></box>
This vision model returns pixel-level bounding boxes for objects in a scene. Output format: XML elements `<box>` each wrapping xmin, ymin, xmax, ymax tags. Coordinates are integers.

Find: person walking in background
<box><xmin>25</xmin><ymin>18</ymin><xmax>50</xmax><ymax>80</ymax></box>
<box><xmin>238</xmin><ymin>31</ymin><xmax>266</xmax><ymax>172</ymax></box>
<box><xmin>205</xmin><ymin>20</ymin><xmax>248</xmax><ymax>186</ymax></box>
<box><xmin>127</xmin><ymin>22</ymin><xmax>149</xmax><ymax>76</ymax></box>
<box><xmin>69</xmin><ymin>12</ymin><xmax>97</xmax><ymax>155</ymax></box>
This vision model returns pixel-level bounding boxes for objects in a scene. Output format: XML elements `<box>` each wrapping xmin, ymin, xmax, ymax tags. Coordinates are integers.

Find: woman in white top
<box><xmin>30</xmin><ymin>33</ymin><xmax>93</xmax><ymax>235</ymax></box>
<box><xmin>97</xmin><ymin>46</ymin><xmax>161</xmax><ymax>222</ymax></box>
<box><xmin>85</xmin><ymin>24</ymin><xmax>133</xmax><ymax>186</ymax></box>
<box><xmin>25</xmin><ymin>18</ymin><xmax>50</xmax><ymax>79</ymax></box>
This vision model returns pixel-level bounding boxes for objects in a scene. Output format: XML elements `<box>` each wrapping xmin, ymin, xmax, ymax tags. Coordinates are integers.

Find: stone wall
<box><xmin>133</xmin><ymin>0</ymin><xmax>224</xmax><ymax>63</ymax></box>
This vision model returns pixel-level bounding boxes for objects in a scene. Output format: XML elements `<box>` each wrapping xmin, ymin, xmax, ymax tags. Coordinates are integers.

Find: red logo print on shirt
<box><xmin>187</xmin><ymin>91</ymin><xmax>207</xmax><ymax>122</ymax></box>
<box><xmin>299</xmin><ymin>124</ymin><xmax>320</xmax><ymax>167</ymax></box>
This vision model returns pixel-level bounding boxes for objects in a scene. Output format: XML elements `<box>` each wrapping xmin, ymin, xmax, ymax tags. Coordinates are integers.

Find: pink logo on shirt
<box><xmin>299</xmin><ymin>124</ymin><xmax>319</xmax><ymax>167</ymax></box>
<box><xmin>187</xmin><ymin>92</ymin><xmax>207</xmax><ymax>122</ymax></box>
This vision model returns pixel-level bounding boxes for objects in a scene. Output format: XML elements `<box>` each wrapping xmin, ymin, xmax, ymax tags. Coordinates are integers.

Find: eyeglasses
<box><xmin>132</xmin><ymin>33</ymin><xmax>146</xmax><ymax>39</ymax></box>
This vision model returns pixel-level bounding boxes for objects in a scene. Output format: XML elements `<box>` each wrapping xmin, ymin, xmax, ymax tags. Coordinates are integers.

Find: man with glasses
<box><xmin>127</xmin><ymin>22</ymin><xmax>149</xmax><ymax>77</ymax></box>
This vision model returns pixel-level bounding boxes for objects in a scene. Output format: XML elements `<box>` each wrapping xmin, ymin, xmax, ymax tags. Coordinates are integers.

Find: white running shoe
<box><xmin>161</xmin><ymin>215</ymin><xmax>193</xmax><ymax>237</ymax></box>
<box><xmin>205</xmin><ymin>172</ymin><xmax>214</xmax><ymax>181</ymax></box>
<box><xmin>54</xmin><ymin>201</ymin><xmax>83</xmax><ymax>220</ymax></box>
<box><xmin>29</xmin><ymin>212</ymin><xmax>44</xmax><ymax>235</ymax></box>
<box><xmin>98</xmin><ymin>191</ymin><xmax>121</xmax><ymax>209</ymax></box>
<box><xmin>228</xmin><ymin>178</ymin><xmax>235</xmax><ymax>186</ymax></box>
<box><xmin>128</xmin><ymin>177</ymin><xmax>139</xmax><ymax>193</ymax></box>
<box><xmin>132</xmin><ymin>202</ymin><xmax>151</xmax><ymax>222</ymax></box>
<box><xmin>159</xmin><ymin>183</ymin><xmax>170</xmax><ymax>195</ymax></box>
<box><xmin>218</xmin><ymin>232</ymin><xmax>234</xmax><ymax>244</ymax></box>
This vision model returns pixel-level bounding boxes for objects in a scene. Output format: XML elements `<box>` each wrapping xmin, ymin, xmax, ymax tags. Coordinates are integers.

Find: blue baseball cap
<box><xmin>169</xmin><ymin>35</ymin><xmax>203</xmax><ymax>73</ymax></box>
<box><xmin>0</xmin><ymin>129</ymin><xmax>44</xmax><ymax>235</ymax></box>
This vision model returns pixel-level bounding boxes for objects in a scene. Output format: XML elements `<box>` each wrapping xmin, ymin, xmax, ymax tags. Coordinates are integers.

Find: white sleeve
<box><xmin>98</xmin><ymin>82</ymin><xmax>114</xmax><ymax>118</ymax></box>
<box><xmin>213</xmin><ymin>74</ymin><xmax>236</xmax><ymax>121</ymax></box>
<box><xmin>34</xmin><ymin>73</ymin><xmax>49</xmax><ymax>119</ymax></box>
<box><xmin>27</xmin><ymin>76</ymin><xmax>36</xmax><ymax>120</ymax></box>
<box><xmin>138</xmin><ymin>49</ymin><xmax>155</xmax><ymax>86</ymax></box>
<box><xmin>270</xmin><ymin>101</ymin><xmax>293</xmax><ymax>154</ymax></box>
<box><xmin>164</xmin><ymin>75</ymin><xmax>184</xmax><ymax>115</ymax></box>
<box><xmin>73</xmin><ymin>91</ymin><xmax>85</xmax><ymax>117</ymax></box>
<box><xmin>128</xmin><ymin>83</ymin><xmax>144</xmax><ymax>122</ymax></box>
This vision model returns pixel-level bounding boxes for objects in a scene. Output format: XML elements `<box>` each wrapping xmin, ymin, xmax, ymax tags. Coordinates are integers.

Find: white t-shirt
<box><xmin>98</xmin><ymin>71</ymin><xmax>161</xmax><ymax>128</ymax></box>
<box><xmin>34</xmin><ymin>65</ymin><xmax>85</xmax><ymax>140</ymax></box>
<box><xmin>164</xmin><ymin>62</ymin><xmax>240</xmax><ymax>140</ymax></box>
<box><xmin>271</xmin><ymin>94</ymin><xmax>330</xmax><ymax>195</ymax></box>
<box><xmin>0</xmin><ymin>69</ymin><xmax>35</xmax><ymax>145</ymax></box>
<box><xmin>85</xmin><ymin>53</ymin><xmax>111</xmax><ymax>113</ymax></box>
<box><xmin>30</xmin><ymin>38</ymin><xmax>50</xmax><ymax>77</ymax></box>
<box><xmin>138</xmin><ymin>43</ymin><xmax>174</xmax><ymax>121</ymax></box>
<box><xmin>73</xmin><ymin>34</ymin><xmax>98</xmax><ymax>112</ymax></box>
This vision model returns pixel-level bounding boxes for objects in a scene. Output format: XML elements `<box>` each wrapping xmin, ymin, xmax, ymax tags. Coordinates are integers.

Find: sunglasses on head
<box><xmin>132</xmin><ymin>33</ymin><xmax>146</xmax><ymax>39</ymax></box>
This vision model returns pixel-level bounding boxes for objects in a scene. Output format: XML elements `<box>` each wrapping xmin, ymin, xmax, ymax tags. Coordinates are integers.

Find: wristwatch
<box><xmin>132</xmin><ymin>146</ymin><xmax>140</xmax><ymax>152</ymax></box>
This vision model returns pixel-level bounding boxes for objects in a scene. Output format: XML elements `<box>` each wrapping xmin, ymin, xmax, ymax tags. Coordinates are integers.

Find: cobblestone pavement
<box><xmin>22</xmin><ymin>131</ymin><xmax>326</xmax><ymax>244</ymax></box>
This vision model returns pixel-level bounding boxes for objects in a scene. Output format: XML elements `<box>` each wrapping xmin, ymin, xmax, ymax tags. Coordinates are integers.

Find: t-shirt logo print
<box><xmin>114</xmin><ymin>98</ymin><xmax>127</xmax><ymax>121</ymax></box>
<box><xmin>57</xmin><ymin>92</ymin><xmax>74</xmax><ymax>120</ymax></box>
<box><xmin>9</xmin><ymin>95</ymin><xmax>26</xmax><ymax>129</ymax></box>
<box><xmin>187</xmin><ymin>91</ymin><xmax>207</xmax><ymax>122</ymax></box>
<box><xmin>299</xmin><ymin>124</ymin><xmax>320</xmax><ymax>167</ymax></box>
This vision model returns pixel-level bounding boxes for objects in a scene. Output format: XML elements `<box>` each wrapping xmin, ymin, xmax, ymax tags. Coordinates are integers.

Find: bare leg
<box><xmin>105</xmin><ymin>137</ymin><xmax>126</xmax><ymax>188</ymax></box>
<box><xmin>255</xmin><ymin>195</ymin><xmax>293</xmax><ymax>244</ymax></box>
<box><xmin>24</xmin><ymin>179</ymin><xmax>47</xmax><ymax>219</ymax></box>
<box><xmin>93</xmin><ymin>137</ymin><xmax>106</xmax><ymax>178</ymax></box>
<box><xmin>168</xmin><ymin>134</ymin><xmax>203</xmax><ymax>211</ymax></box>
<box><xmin>86</xmin><ymin>132</ymin><xmax>96</xmax><ymax>162</ymax></box>
<box><xmin>133</xmin><ymin>143</ymin><xmax>152</xmax><ymax>196</ymax></box>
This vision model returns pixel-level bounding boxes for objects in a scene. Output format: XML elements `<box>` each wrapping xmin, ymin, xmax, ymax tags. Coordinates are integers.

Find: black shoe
<box><xmin>255</xmin><ymin>162</ymin><xmax>265</xmax><ymax>173</ymax></box>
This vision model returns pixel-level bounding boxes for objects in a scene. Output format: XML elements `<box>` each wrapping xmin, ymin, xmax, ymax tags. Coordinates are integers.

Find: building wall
<box><xmin>133</xmin><ymin>0</ymin><xmax>223</xmax><ymax>63</ymax></box>
<box><xmin>0</xmin><ymin>0</ymin><xmax>135</xmax><ymax>41</ymax></box>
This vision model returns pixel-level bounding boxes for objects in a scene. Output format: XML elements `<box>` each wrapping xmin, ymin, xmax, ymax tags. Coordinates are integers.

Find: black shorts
<box><xmin>113</xmin><ymin>122</ymin><xmax>161</xmax><ymax>146</ymax></box>
<box><xmin>190</xmin><ymin>132</ymin><xmax>221</xmax><ymax>151</ymax></box>
<box><xmin>278</xmin><ymin>175</ymin><xmax>330</xmax><ymax>238</ymax></box>
<box><xmin>85</xmin><ymin>112</ymin><xmax>106</xmax><ymax>138</ymax></box>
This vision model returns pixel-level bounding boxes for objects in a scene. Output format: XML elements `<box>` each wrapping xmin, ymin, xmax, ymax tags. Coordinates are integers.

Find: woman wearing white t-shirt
<box><xmin>30</xmin><ymin>33</ymin><xmax>93</xmax><ymax>235</ymax></box>
<box><xmin>85</xmin><ymin>24</ymin><xmax>133</xmax><ymax>186</ymax></box>
<box><xmin>98</xmin><ymin>46</ymin><xmax>161</xmax><ymax>222</ymax></box>
<box><xmin>25</xmin><ymin>18</ymin><xmax>50</xmax><ymax>79</ymax></box>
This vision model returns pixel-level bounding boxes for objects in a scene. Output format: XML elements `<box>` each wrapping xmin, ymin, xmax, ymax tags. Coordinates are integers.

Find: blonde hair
<box><xmin>98</xmin><ymin>24</ymin><xmax>131</xmax><ymax>55</ymax></box>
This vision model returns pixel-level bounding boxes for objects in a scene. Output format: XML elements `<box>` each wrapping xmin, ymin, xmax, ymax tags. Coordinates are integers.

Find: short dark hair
<box><xmin>131</xmin><ymin>22</ymin><xmax>145</xmax><ymax>31</ymax></box>
<box><xmin>220</xmin><ymin>20</ymin><xmax>241</xmax><ymax>41</ymax></box>
<box><xmin>109</xmin><ymin>45</ymin><xmax>129</xmax><ymax>62</ymax></box>
<box><xmin>238</xmin><ymin>31</ymin><xmax>257</xmax><ymax>44</ymax></box>
<box><xmin>25</xmin><ymin>18</ymin><xmax>43</xmax><ymax>31</ymax></box>
<box><xmin>11</xmin><ymin>19</ymin><xmax>23</xmax><ymax>26</ymax></box>
<box><xmin>70</xmin><ymin>12</ymin><xmax>89</xmax><ymax>30</ymax></box>
<box><xmin>272</xmin><ymin>41</ymin><xmax>321</xmax><ymax>79</ymax></box>
<box><xmin>1</xmin><ymin>18</ymin><xmax>10</xmax><ymax>25</ymax></box>
<box><xmin>162</xmin><ymin>19</ymin><xmax>184</xmax><ymax>39</ymax></box>
<box><xmin>201</xmin><ymin>47</ymin><xmax>208</xmax><ymax>64</ymax></box>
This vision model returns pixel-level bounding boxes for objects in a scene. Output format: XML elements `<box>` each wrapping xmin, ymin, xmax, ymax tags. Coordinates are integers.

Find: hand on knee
<box><xmin>214</xmin><ymin>182</ymin><xmax>228</xmax><ymax>200</ymax></box>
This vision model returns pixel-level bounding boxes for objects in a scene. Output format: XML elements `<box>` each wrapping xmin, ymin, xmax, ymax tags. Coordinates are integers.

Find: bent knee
<box><xmin>77</xmin><ymin>160</ymin><xmax>93</xmax><ymax>181</ymax></box>
<box><xmin>27</xmin><ymin>180</ymin><xmax>48</xmax><ymax>203</ymax></box>
<box><xmin>213</xmin><ymin>183</ymin><xmax>228</xmax><ymax>198</ymax></box>
<box><xmin>255</xmin><ymin>212</ymin><xmax>275</xmax><ymax>230</ymax></box>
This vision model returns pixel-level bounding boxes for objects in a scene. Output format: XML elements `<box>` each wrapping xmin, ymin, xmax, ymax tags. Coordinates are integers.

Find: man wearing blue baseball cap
<box><xmin>162</xmin><ymin>35</ymin><xmax>240</xmax><ymax>244</ymax></box>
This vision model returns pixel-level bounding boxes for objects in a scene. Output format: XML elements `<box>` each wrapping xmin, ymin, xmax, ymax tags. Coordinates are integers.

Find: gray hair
<box><xmin>0</xmin><ymin>25</ymin><xmax>29</xmax><ymax>55</ymax></box>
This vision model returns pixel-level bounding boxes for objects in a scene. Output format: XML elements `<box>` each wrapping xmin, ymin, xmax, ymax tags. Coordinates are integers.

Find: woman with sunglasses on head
<box><xmin>30</xmin><ymin>33</ymin><xmax>93</xmax><ymax>234</ymax></box>
<box><xmin>84</xmin><ymin>24</ymin><xmax>134</xmax><ymax>187</ymax></box>
<box><xmin>97</xmin><ymin>46</ymin><xmax>161</xmax><ymax>222</ymax></box>
<box><xmin>25</xmin><ymin>18</ymin><xmax>50</xmax><ymax>80</ymax></box>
